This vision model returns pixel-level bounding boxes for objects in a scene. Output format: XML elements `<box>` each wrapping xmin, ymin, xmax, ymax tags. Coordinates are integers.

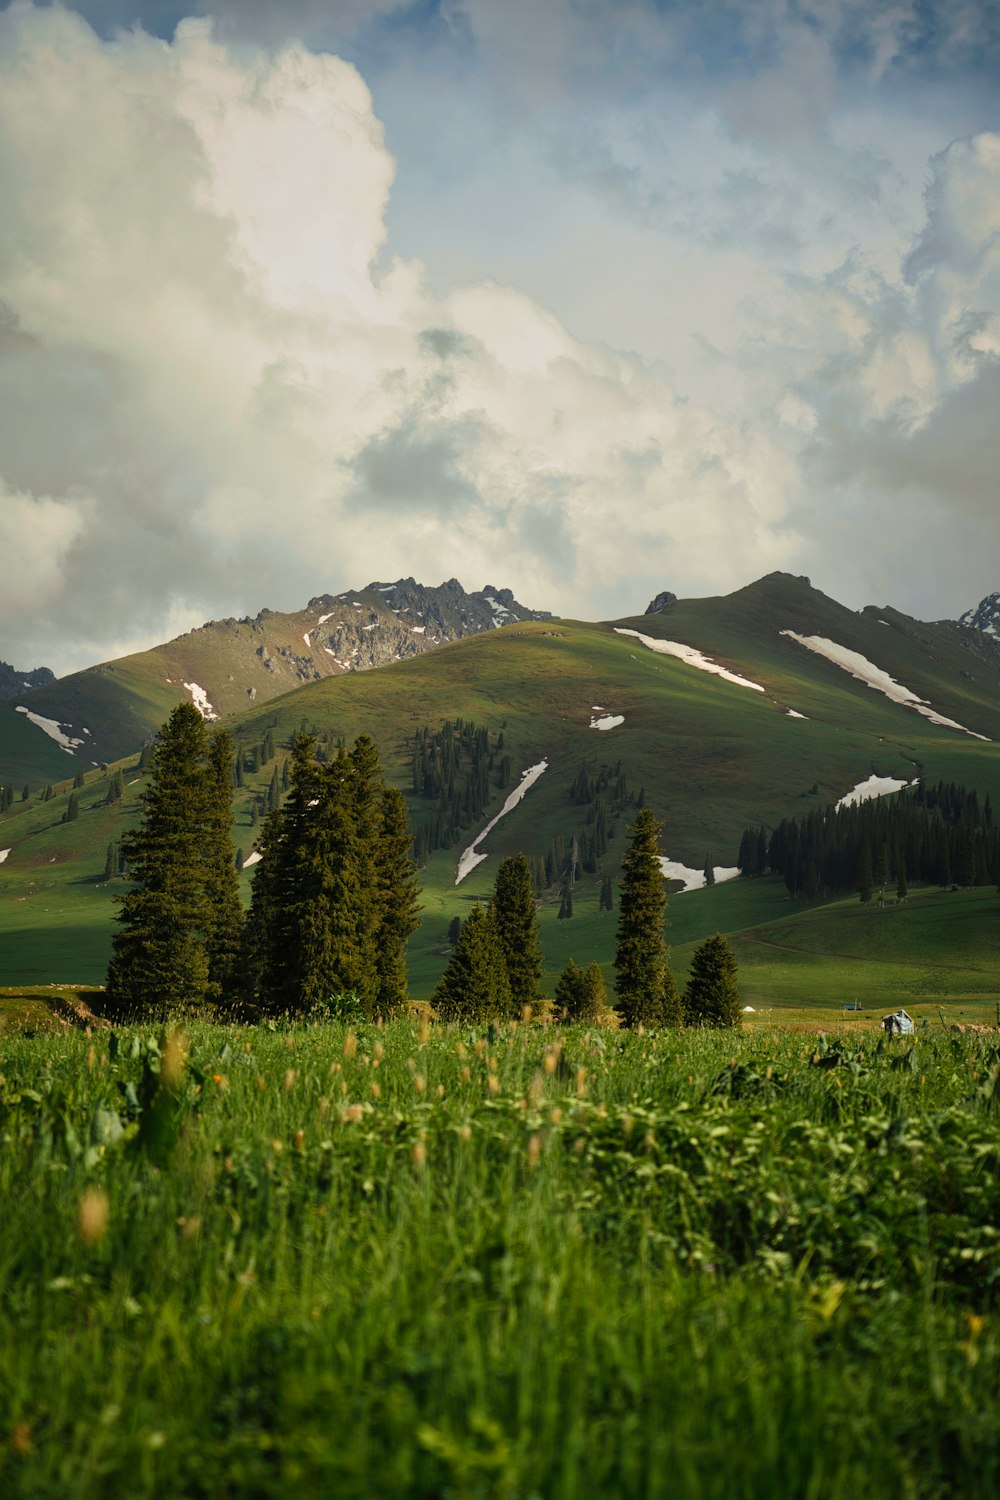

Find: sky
<box><xmin>1</xmin><ymin>0</ymin><xmax>999</xmax><ymax>676</ymax></box>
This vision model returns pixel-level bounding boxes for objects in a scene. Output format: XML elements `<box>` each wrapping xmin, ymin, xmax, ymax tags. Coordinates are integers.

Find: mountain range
<box><xmin>4</xmin><ymin>569</ymin><xmax>1000</xmax><ymax>995</ymax></box>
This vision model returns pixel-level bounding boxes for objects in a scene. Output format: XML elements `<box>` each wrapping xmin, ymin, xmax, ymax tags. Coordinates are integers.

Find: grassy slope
<box><xmin>3</xmin><ymin>574</ymin><xmax>1000</xmax><ymax>1000</ymax></box>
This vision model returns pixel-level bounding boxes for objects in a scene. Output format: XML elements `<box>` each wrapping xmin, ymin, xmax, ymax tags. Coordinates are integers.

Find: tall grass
<box><xmin>1</xmin><ymin>1021</ymin><xmax>998</xmax><ymax>1497</ymax></box>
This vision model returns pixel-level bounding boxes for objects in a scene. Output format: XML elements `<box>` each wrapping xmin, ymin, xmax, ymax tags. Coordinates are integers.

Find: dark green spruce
<box><xmin>490</xmin><ymin>853</ymin><xmax>543</xmax><ymax>1014</ymax></box>
<box><xmin>613</xmin><ymin>808</ymin><xmax>678</xmax><ymax>1027</ymax></box>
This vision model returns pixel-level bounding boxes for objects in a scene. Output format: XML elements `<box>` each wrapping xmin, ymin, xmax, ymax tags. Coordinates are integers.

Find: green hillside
<box><xmin>2</xmin><ymin>572</ymin><xmax>999</xmax><ymax>999</ymax></box>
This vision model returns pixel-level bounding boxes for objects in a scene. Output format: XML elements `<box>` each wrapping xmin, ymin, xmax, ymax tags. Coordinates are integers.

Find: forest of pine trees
<box><xmin>738</xmin><ymin>781</ymin><xmax>999</xmax><ymax>897</ymax></box>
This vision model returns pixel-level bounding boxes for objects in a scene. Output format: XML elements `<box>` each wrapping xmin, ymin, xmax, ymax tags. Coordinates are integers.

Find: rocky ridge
<box><xmin>0</xmin><ymin>661</ymin><xmax>55</xmax><ymax>700</ymax></box>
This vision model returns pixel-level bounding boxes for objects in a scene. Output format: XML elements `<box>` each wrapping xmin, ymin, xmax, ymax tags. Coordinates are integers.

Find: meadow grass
<box><xmin>1</xmin><ymin>1018</ymin><xmax>998</xmax><ymax>1498</ymax></box>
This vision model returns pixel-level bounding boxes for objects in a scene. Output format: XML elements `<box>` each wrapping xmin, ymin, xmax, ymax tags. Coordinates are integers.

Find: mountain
<box><xmin>958</xmin><ymin>592</ymin><xmax>1000</xmax><ymax>640</ymax></box>
<box><xmin>0</xmin><ymin>578</ymin><xmax>551</xmax><ymax>781</ymax></box>
<box><xmin>0</xmin><ymin>661</ymin><xmax>55</xmax><ymax>700</ymax></box>
<box><xmin>5</xmin><ymin>569</ymin><xmax>1000</xmax><ymax>994</ymax></box>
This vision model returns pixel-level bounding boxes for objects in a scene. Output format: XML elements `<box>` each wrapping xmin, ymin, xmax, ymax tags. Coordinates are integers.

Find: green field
<box><xmin>1</xmin><ymin>1018</ymin><xmax>998</xmax><ymax>1497</ymax></box>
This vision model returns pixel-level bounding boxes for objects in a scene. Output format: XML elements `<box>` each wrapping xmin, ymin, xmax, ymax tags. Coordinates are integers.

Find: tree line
<box><xmin>738</xmin><ymin>781</ymin><xmax>999</xmax><ymax>899</ymax></box>
<box><xmin>106</xmin><ymin>705</ymin><xmax>740</xmax><ymax>1027</ymax></box>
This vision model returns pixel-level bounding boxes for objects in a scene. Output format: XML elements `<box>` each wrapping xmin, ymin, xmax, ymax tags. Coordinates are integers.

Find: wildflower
<box><xmin>271</xmin><ymin>1137</ymin><xmax>283</xmax><ymax>1154</ymax></box>
<box><xmin>436</xmin><ymin>1084</ymin><xmax>445</xmax><ymax>1098</ymax></box>
<box><xmin>213</xmin><ymin>1073</ymin><xmax>228</xmax><ymax>1091</ymax></box>
<box><xmin>77</xmin><ymin>1187</ymin><xmax>109</xmax><ymax>1246</ymax></box>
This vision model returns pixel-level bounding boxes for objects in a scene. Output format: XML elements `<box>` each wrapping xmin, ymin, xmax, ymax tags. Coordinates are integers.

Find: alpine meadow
<box><xmin>3</xmin><ymin>1</ymin><xmax>1000</xmax><ymax>1494</ymax></box>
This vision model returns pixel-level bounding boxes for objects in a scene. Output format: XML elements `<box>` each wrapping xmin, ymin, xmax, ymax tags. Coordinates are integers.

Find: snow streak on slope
<box><xmin>590</xmin><ymin>713</ymin><xmax>624</xmax><ymax>730</ymax></box>
<box><xmin>658</xmin><ymin>857</ymin><xmax>741</xmax><ymax>891</ymax></box>
<box><xmin>780</xmin><ymin>632</ymin><xmax>989</xmax><ymax>739</ymax></box>
<box><xmin>455</xmin><ymin>761</ymin><xmax>549</xmax><ymax>885</ymax></box>
<box><xmin>615</xmin><ymin>630</ymin><xmax>766</xmax><ymax>692</ymax></box>
<box><xmin>183</xmin><ymin>682</ymin><xmax>218</xmax><ymax>720</ymax></box>
<box><xmin>0</xmin><ymin>849</ymin><xmax>10</xmax><ymax>865</ymax></box>
<box><xmin>837</xmin><ymin>774</ymin><xmax>915</xmax><ymax>808</ymax></box>
<box><xmin>14</xmin><ymin>705</ymin><xmax>86</xmax><ymax>753</ymax></box>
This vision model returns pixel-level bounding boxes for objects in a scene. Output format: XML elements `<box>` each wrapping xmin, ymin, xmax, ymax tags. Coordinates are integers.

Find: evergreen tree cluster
<box><xmin>739</xmin><ymin>781</ymin><xmax>999</xmax><ymax>897</ymax></box>
<box><xmin>0</xmin><ymin>783</ymin><xmax>14</xmax><ymax>813</ymax></box>
<box><xmin>409</xmin><ymin>719</ymin><xmax>504</xmax><ymax>862</ymax></box>
<box><xmin>243</xmin><ymin>733</ymin><xmax>420</xmax><ymax>1019</ymax></box>
<box><xmin>434</xmin><ymin>853</ymin><xmax>543</xmax><ymax>1021</ymax></box>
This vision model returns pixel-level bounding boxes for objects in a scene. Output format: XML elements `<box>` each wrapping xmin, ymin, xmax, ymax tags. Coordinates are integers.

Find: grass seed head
<box><xmin>77</xmin><ymin>1186</ymin><xmax>110</xmax><ymax>1246</ymax></box>
<box><xmin>343</xmin><ymin>1033</ymin><xmax>357</xmax><ymax>1059</ymax></box>
<box><xmin>160</xmin><ymin>1030</ymin><xmax>187</xmax><ymax>1092</ymax></box>
<box><xmin>527</xmin><ymin>1133</ymin><xmax>541</xmax><ymax>1168</ymax></box>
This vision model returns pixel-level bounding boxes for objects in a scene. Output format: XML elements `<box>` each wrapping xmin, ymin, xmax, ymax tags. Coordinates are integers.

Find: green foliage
<box><xmin>490</xmin><ymin>853</ymin><xmax>543</xmax><ymax>1010</ymax></box>
<box><xmin>614</xmin><ymin>809</ymin><xmax>677</xmax><ymax>1027</ymax></box>
<box><xmin>684</xmin><ymin>932</ymin><xmax>742</xmax><ymax>1028</ymax></box>
<box><xmin>554</xmin><ymin>958</ymin><xmax>606</xmax><ymax>1021</ymax></box>
<box><xmin>0</xmin><ymin>1024</ymin><xmax>999</xmax><ymax>1498</ymax></box>
<box><xmin>105</xmin><ymin>703</ymin><xmax>240</xmax><ymax>1016</ymax></box>
<box><xmin>433</xmin><ymin>903</ymin><xmax>512</xmax><ymax>1022</ymax></box>
<box><xmin>244</xmin><ymin>733</ymin><xmax>420</xmax><ymax>1019</ymax></box>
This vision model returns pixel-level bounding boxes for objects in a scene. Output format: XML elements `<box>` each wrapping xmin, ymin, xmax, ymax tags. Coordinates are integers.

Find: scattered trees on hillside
<box><xmin>614</xmin><ymin>809</ymin><xmax>681</xmax><ymax>1027</ymax></box>
<box><xmin>105</xmin><ymin>702</ymin><xmax>243</xmax><ymax>1015</ymax></box>
<box><xmin>684</xmin><ymin>934</ymin><xmax>741</xmax><ymax>1028</ymax></box>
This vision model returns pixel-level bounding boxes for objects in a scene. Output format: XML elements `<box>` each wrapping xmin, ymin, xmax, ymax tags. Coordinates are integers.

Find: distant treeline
<box><xmin>738</xmin><ymin>782</ymin><xmax>999</xmax><ymax>897</ymax></box>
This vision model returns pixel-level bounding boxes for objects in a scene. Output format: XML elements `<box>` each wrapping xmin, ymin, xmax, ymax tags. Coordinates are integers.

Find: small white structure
<box><xmin>882</xmin><ymin>1008</ymin><xmax>914</xmax><ymax>1036</ymax></box>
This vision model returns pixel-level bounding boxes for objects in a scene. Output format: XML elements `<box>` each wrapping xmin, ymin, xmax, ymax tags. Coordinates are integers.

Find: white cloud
<box><xmin>0</xmin><ymin>481</ymin><xmax>90</xmax><ymax>615</ymax></box>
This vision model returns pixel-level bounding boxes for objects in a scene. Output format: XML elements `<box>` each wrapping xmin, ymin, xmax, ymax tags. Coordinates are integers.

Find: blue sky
<box><xmin>1</xmin><ymin>1</ymin><xmax>999</xmax><ymax>672</ymax></box>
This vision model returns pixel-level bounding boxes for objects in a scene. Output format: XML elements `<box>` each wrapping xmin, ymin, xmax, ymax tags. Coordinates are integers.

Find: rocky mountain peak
<box><xmin>0</xmin><ymin>660</ymin><xmax>56</xmax><ymax>701</ymax></box>
<box><xmin>645</xmin><ymin>590</ymin><xmax>678</xmax><ymax>615</ymax></box>
<box><xmin>959</xmin><ymin>593</ymin><xmax>1000</xmax><ymax>639</ymax></box>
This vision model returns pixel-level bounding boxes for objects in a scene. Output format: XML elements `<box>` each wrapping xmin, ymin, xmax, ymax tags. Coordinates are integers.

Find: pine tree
<box><xmin>614</xmin><ymin>808</ymin><xmax>676</xmax><ymax>1027</ymax></box>
<box><xmin>684</xmin><ymin>933</ymin><xmax>741</xmax><ymax>1028</ymax></box>
<box><xmin>896</xmin><ymin>859</ymin><xmax>908</xmax><ymax>902</ymax></box>
<box><xmin>105</xmin><ymin>768</ymin><xmax>125</xmax><ymax>806</ymax></box>
<box><xmin>856</xmin><ymin>840</ymin><xmax>874</xmax><ymax>904</ymax></box>
<box><xmin>200</xmin><ymin>730</ymin><xmax>244</xmax><ymax>1005</ymax></box>
<box><xmin>374</xmin><ymin>787</ymin><xmax>421</xmax><ymax>1016</ymax></box>
<box><xmin>104</xmin><ymin>842</ymin><xmax>118</xmax><ymax>881</ymax></box>
<box><xmin>703</xmin><ymin>854</ymin><xmax>715</xmax><ymax>887</ymax></box>
<box><xmin>447</xmin><ymin>915</ymin><xmax>462</xmax><ymax>946</ymax></box>
<box><xmin>21</xmin><ymin>784</ymin><xmax>29</xmax><ymax>802</ymax></box>
<box><xmin>557</xmin><ymin>880</ymin><xmax>573</xmax><ymax>919</ymax></box>
<box><xmin>433</xmin><ymin>903</ymin><xmax>512</xmax><ymax>1022</ymax></box>
<box><xmin>72</xmin><ymin>769</ymin><xmax>85</xmax><ymax>790</ymax></box>
<box><xmin>490</xmin><ymin>853</ymin><xmax>542</xmax><ymax>1013</ymax></box>
<box><xmin>63</xmin><ymin>792</ymin><xmax>80</xmax><ymax>823</ymax></box>
<box><xmin>554</xmin><ymin>958</ymin><xmax>585</xmax><ymax>1021</ymax></box>
<box><xmin>105</xmin><ymin>703</ymin><xmax>239</xmax><ymax>1016</ymax></box>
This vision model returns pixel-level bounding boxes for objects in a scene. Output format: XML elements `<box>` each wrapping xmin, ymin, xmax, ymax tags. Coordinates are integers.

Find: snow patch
<box><xmin>741</xmin><ymin>1006</ymin><xmax>756</xmax><ymax>1013</ymax></box>
<box><xmin>243</xmin><ymin>850</ymin><xmax>263</xmax><ymax>868</ymax></box>
<box><xmin>658</xmin><ymin>857</ymin><xmax>741</xmax><ymax>892</ymax></box>
<box><xmin>0</xmin><ymin>849</ymin><xmax>10</xmax><ymax>865</ymax></box>
<box><xmin>590</xmin><ymin>713</ymin><xmax>624</xmax><ymax>731</ymax></box>
<box><xmin>455</xmin><ymin>761</ymin><xmax>549</xmax><ymax>885</ymax></box>
<box><xmin>615</xmin><ymin>629</ymin><xmax>766</xmax><ymax>693</ymax></box>
<box><xmin>317</xmin><ymin>612</ymin><xmax>335</xmax><ymax>626</ymax></box>
<box><xmin>411</xmin><ymin>625</ymin><xmax>426</xmax><ymax>635</ymax></box>
<box><xmin>183</xmin><ymin>683</ymin><xmax>218</xmax><ymax>721</ymax></box>
<box><xmin>786</xmin><ymin>709</ymin><xmax>808</xmax><ymax>719</ymax></box>
<box><xmin>303</xmin><ymin>632</ymin><xmax>311</xmax><ymax>648</ymax></box>
<box><xmin>836</xmin><ymin>774</ymin><xmax>915</xmax><ymax>809</ymax></box>
<box><xmin>14</xmin><ymin>706</ymin><xmax>85</xmax><ymax>753</ymax></box>
<box><xmin>780</xmin><ymin>632</ymin><xmax>989</xmax><ymax>739</ymax></box>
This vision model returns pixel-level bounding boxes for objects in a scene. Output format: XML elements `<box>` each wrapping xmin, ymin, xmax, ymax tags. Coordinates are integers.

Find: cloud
<box><xmin>0</xmin><ymin>2</ymin><xmax>812</xmax><ymax>673</ymax></box>
<box><xmin>0</xmin><ymin>2</ymin><xmax>997</xmax><ymax>679</ymax></box>
<box><xmin>0</xmin><ymin>481</ymin><xmax>90</xmax><ymax>615</ymax></box>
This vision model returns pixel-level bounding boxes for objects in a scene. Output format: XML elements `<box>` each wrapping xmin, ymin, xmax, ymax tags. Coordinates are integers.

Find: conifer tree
<box><xmin>63</xmin><ymin>792</ymin><xmax>80</xmax><ymax>823</ymax></box>
<box><xmin>106</xmin><ymin>702</ymin><xmax>239</xmax><ymax>1016</ymax></box>
<box><xmin>105</xmin><ymin>768</ymin><xmax>125</xmax><ymax>806</ymax></box>
<box><xmin>200</xmin><ymin>730</ymin><xmax>244</xmax><ymax>1004</ymax></box>
<box><xmin>374</xmin><ymin>786</ymin><xmax>421</xmax><ymax>1016</ymax></box>
<box><xmin>433</xmin><ymin>903</ymin><xmax>512</xmax><ymax>1022</ymax></box>
<box><xmin>684</xmin><ymin>933</ymin><xmax>741</xmax><ymax>1028</ymax></box>
<box><xmin>856</xmin><ymin>840</ymin><xmax>874</xmax><ymax>904</ymax></box>
<box><xmin>104</xmin><ymin>842</ymin><xmax>118</xmax><ymax>881</ymax></box>
<box><xmin>447</xmin><ymin>915</ymin><xmax>462</xmax><ymax>946</ymax></box>
<box><xmin>72</xmin><ymin>769</ymin><xmax>85</xmax><ymax>790</ymax></box>
<box><xmin>553</xmin><ymin>958</ymin><xmax>585</xmax><ymax>1021</ymax></box>
<box><xmin>703</xmin><ymin>855</ymin><xmax>715</xmax><ymax>887</ymax></box>
<box><xmin>614</xmin><ymin>808</ymin><xmax>676</xmax><ymax>1027</ymax></box>
<box><xmin>490</xmin><ymin>853</ymin><xmax>542</xmax><ymax>1013</ymax></box>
